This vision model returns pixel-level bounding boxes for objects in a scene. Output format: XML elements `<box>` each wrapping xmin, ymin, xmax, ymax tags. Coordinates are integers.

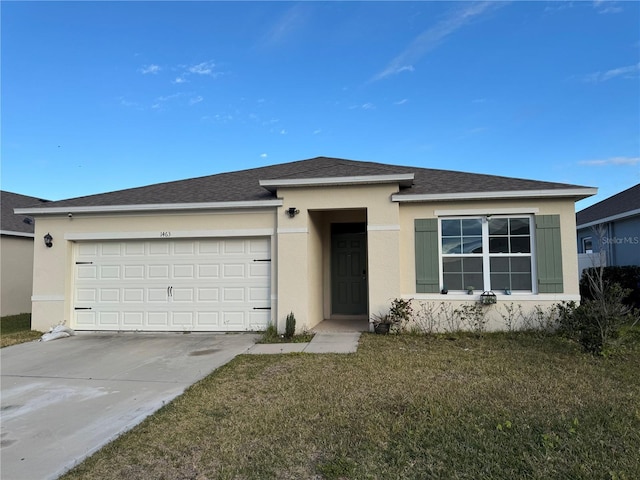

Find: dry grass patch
<box><xmin>0</xmin><ymin>313</ymin><xmax>42</xmax><ymax>348</ymax></box>
<box><xmin>62</xmin><ymin>333</ymin><xmax>640</xmax><ymax>480</ymax></box>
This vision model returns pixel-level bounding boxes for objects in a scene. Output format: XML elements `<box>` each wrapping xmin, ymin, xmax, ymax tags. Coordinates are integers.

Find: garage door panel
<box><xmin>198</xmin><ymin>240</ymin><xmax>220</xmax><ymax>254</ymax></box>
<box><xmin>148</xmin><ymin>265</ymin><xmax>169</xmax><ymax>280</ymax></box>
<box><xmin>99</xmin><ymin>289</ymin><xmax>120</xmax><ymax>303</ymax></box>
<box><xmin>222</xmin><ymin>311</ymin><xmax>245</xmax><ymax>326</ymax></box>
<box><xmin>76</xmin><ymin>288</ymin><xmax>97</xmax><ymax>302</ymax></box>
<box><xmin>73</xmin><ymin>238</ymin><xmax>271</xmax><ymax>331</ymax></box>
<box><xmin>197</xmin><ymin>288</ymin><xmax>219</xmax><ymax>302</ymax></box>
<box><xmin>173</xmin><ymin>264</ymin><xmax>195</xmax><ymax>278</ymax></box>
<box><xmin>172</xmin><ymin>312</ymin><xmax>194</xmax><ymax>326</ymax></box>
<box><xmin>223</xmin><ymin>287</ymin><xmax>244</xmax><ymax>302</ymax></box>
<box><xmin>148</xmin><ymin>288</ymin><xmax>169</xmax><ymax>302</ymax></box>
<box><xmin>77</xmin><ymin>265</ymin><xmax>98</xmax><ymax>280</ymax></box>
<box><xmin>173</xmin><ymin>241</ymin><xmax>195</xmax><ymax>255</ymax></box>
<box><xmin>101</xmin><ymin>243</ymin><xmax>122</xmax><ymax>256</ymax></box>
<box><xmin>249</xmin><ymin>287</ymin><xmax>269</xmax><ymax>302</ymax></box>
<box><xmin>248</xmin><ymin>311</ymin><xmax>270</xmax><ymax>329</ymax></box>
<box><xmin>123</xmin><ymin>289</ymin><xmax>144</xmax><ymax>303</ymax></box>
<box><xmin>249</xmin><ymin>263</ymin><xmax>270</xmax><ymax>278</ymax></box>
<box><xmin>223</xmin><ymin>240</ymin><xmax>245</xmax><ymax>254</ymax></box>
<box><xmin>123</xmin><ymin>312</ymin><xmax>144</xmax><ymax>326</ymax></box>
<box><xmin>124</xmin><ymin>242</ymin><xmax>146</xmax><ymax>256</ymax></box>
<box><xmin>172</xmin><ymin>288</ymin><xmax>194</xmax><ymax>302</ymax></box>
<box><xmin>100</xmin><ymin>265</ymin><xmax>121</xmax><ymax>280</ymax></box>
<box><xmin>123</xmin><ymin>265</ymin><xmax>145</xmax><ymax>279</ymax></box>
<box><xmin>249</xmin><ymin>239</ymin><xmax>269</xmax><ymax>254</ymax></box>
<box><xmin>148</xmin><ymin>312</ymin><xmax>169</xmax><ymax>326</ymax></box>
<box><xmin>198</xmin><ymin>264</ymin><xmax>219</xmax><ymax>278</ymax></box>
<box><xmin>196</xmin><ymin>311</ymin><xmax>219</xmax><ymax>327</ymax></box>
<box><xmin>223</xmin><ymin>264</ymin><xmax>245</xmax><ymax>278</ymax></box>
<box><xmin>76</xmin><ymin>311</ymin><xmax>97</xmax><ymax>327</ymax></box>
<box><xmin>148</xmin><ymin>242</ymin><xmax>169</xmax><ymax>255</ymax></box>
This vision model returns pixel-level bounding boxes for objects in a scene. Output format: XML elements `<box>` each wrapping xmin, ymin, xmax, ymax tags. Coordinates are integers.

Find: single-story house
<box><xmin>1</xmin><ymin>191</ymin><xmax>49</xmax><ymax>317</ymax></box>
<box><xmin>16</xmin><ymin>157</ymin><xmax>596</xmax><ymax>333</ymax></box>
<box><xmin>576</xmin><ymin>183</ymin><xmax>640</xmax><ymax>272</ymax></box>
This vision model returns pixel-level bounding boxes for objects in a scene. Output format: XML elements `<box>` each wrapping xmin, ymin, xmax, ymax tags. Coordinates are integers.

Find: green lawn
<box><xmin>0</xmin><ymin>313</ymin><xmax>42</xmax><ymax>347</ymax></box>
<box><xmin>61</xmin><ymin>333</ymin><xmax>640</xmax><ymax>480</ymax></box>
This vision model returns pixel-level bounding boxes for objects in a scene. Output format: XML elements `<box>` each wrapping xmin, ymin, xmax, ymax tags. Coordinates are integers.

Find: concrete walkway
<box><xmin>246</xmin><ymin>332</ymin><xmax>362</xmax><ymax>354</ymax></box>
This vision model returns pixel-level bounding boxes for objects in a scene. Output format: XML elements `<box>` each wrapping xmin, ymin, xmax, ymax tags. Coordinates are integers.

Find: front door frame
<box><xmin>330</xmin><ymin>222</ymin><xmax>368</xmax><ymax>316</ymax></box>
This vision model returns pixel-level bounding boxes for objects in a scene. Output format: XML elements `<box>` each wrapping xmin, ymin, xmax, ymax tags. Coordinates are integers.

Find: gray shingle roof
<box><xmin>1</xmin><ymin>191</ymin><xmax>49</xmax><ymax>234</ymax></box>
<box><xmin>576</xmin><ymin>183</ymin><xmax>640</xmax><ymax>226</ymax></box>
<box><xmin>20</xmin><ymin>157</ymin><xmax>591</xmax><ymax>210</ymax></box>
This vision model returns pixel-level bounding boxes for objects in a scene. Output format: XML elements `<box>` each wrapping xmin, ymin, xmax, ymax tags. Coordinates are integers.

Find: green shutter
<box><xmin>535</xmin><ymin>214</ymin><xmax>564</xmax><ymax>293</ymax></box>
<box><xmin>415</xmin><ymin>218</ymin><xmax>440</xmax><ymax>293</ymax></box>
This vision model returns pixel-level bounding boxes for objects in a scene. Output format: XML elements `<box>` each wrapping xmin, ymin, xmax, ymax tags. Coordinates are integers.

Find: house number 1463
<box><xmin>160</xmin><ymin>231</ymin><xmax>171</xmax><ymax>238</ymax></box>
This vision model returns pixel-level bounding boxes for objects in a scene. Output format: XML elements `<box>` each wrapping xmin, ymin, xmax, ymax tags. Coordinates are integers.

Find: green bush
<box><xmin>285</xmin><ymin>312</ymin><xmax>296</xmax><ymax>338</ymax></box>
<box><xmin>557</xmin><ymin>285</ymin><xmax>638</xmax><ymax>355</ymax></box>
<box><xmin>580</xmin><ymin>266</ymin><xmax>640</xmax><ymax>308</ymax></box>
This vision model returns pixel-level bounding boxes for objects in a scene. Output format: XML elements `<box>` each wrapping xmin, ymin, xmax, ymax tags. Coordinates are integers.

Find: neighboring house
<box><xmin>1</xmin><ymin>191</ymin><xmax>49</xmax><ymax>316</ymax></box>
<box><xmin>16</xmin><ymin>157</ymin><xmax>596</xmax><ymax>333</ymax></box>
<box><xmin>576</xmin><ymin>183</ymin><xmax>640</xmax><ymax>273</ymax></box>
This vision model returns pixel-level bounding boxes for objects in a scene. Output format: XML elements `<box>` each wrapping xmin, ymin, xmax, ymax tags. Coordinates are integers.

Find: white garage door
<box><xmin>73</xmin><ymin>238</ymin><xmax>271</xmax><ymax>332</ymax></box>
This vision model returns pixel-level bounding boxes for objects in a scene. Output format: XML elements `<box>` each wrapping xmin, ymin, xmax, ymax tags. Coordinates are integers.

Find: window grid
<box><xmin>440</xmin><ymin>216</ymin><xmax>534</xmax><ymax>292</ymax></box>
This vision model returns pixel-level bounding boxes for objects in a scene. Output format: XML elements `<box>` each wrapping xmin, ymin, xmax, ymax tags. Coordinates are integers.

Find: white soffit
<box><xmin>392</xmin><ymin>188</ymin><xmax>597</xmax><ymax>203</ymax></box>
<box><xmin>15</xmin><ymin>200</ymin><xmax>283</xmax><ymax>216</ymax></box>
<box><xmin>259</xmin><ymin>174</ymin><xmax>415</xmax><ymax>192</ymax></box>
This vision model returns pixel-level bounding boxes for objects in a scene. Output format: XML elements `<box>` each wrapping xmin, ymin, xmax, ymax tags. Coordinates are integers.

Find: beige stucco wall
<box><xmin>397</xmin><ymin>197</ymin><xmax>581</xmax><ymax>329</ymax></box>
<box><xmin>0</xmin><ymin>235</ymin><xmax>35</xmax><ymax>316</ymax></box>
<box><xmin>30</xmin><ymin>209</ymin><xmax>277</xmax><ymax>332</ymax></box>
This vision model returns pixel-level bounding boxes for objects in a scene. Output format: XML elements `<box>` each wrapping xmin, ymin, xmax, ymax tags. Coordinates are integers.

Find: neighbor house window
<box><xmin>440</xmin><ymin>216</ymin><xmax>534</xmax><ymax>292</ymax></box>
<box><xmin>582</xmin><ymin>237</ymin><xmax>593</xmax><ymax>254</ymax></box>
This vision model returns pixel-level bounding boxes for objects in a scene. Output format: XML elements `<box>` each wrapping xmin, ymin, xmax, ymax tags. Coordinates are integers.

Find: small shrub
<box><xmin>455</xmin><ymin>302</ymin><xmax>487</xmax><ymax>335</ymax></box>
<box><xmin>498</xmin><ymin>303</ymin><xmax>525</xmax><ymax>332</ymax></box>
<box><xmin>285</xmin><ymin>312</ymin><xmax>296</xmax><ymax>338</ymax></box>
<box><xmin>412</xmin><ymin>302</ymin><xmax>441</xmax><ymax>334</ymax></box>
<box><xmin>557</xmin><ymin>285</ymin><xmax>638</xmax><ymax>355</ymax></box>
<box><xmin>388</xmin><ymin>298</ymin><xmax>413</xmax><ymax>333</ymax></box>
<box><xmin>440</xmin><ymin>302</ymin><xmax>463</xmax><ymax>333</ymax></box>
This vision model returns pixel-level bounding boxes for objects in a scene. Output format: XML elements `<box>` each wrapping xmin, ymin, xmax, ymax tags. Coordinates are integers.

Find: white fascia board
<box><xmin>392</xmin><ymin>188</ymin><xmax>597</xmax><ymax>203</ymax></box>
<box><xmin>259</xmin><ymin>174</ymin><xmax>415</xmax><ymax>191</ymax></box>
<box><xmin>434</xmin><ymin>207</ymin><xmax>539</xmax><ymax>216</ymax></box>
<box><xmin>576</xmin><ymin>208</ymin><xmax>640</xmax><ymax>230</ymax></box>
<box><xmin>0</xmin><ymin>230</ymin><xmax>35</xmax><ymax>238</ymax></box>
<box><xmin>15</xmin><ymin>200</ymin><xmax>283</xmax><ymax>216</ymax></box>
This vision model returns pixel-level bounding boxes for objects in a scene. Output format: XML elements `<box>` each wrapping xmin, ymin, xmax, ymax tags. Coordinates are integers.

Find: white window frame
<box><xmin>438</xmin><ymin>215</ymin><xmax>537</xmax><ymax>293</ymax></box>
<box><xmin>582</xmin><ymin>236</ymin><xmax>593</xmax><ymax>254</ymax></box>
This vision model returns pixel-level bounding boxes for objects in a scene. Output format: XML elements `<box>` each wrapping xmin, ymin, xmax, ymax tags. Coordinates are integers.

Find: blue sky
<box><xmin>2</xmin><ymin>1</ymin><xmax>638</xmax><ymax>210</ymax></box>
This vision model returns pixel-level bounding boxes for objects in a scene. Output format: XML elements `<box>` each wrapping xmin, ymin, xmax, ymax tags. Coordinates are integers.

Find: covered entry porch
<box><xmin>275</xmin><ymin>181</ymin><xmax>403</xmax><ymax>334</ymax></box>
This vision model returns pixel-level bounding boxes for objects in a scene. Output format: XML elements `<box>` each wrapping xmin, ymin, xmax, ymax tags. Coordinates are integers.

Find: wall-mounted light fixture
<box><xmin>286</xmin><ymin>207</ymin><xmax>300</xmax><ymax>218</ymax></box>
<box><xmin>44</xmin><ymin>233</ymin><xmax>53</xmax><ymax>248</ymax></box>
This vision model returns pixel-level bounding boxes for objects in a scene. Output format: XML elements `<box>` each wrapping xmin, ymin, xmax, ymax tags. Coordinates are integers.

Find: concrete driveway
<box><xmin>0</xmin><ymin>332</ymin><xmax>258</xmax><ymax>480</ymax></box>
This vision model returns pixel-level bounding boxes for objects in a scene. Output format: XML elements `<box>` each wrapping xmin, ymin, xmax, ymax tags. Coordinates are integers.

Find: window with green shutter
<box><xmin>415</xmin><ymin>214</ymin><xmax>563</xmax><ymax>294</ymax></box>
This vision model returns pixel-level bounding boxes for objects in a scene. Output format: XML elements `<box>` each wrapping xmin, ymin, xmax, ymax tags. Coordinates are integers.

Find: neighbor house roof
<box><xmin>15</xmin><ymin>157</ymin><xmax>596</xmax><ymax>215</ymax></box>
<box><xmin>576</xmin><ymin>183</ymin><xmax>640</xmax><ymax>228</ymax></box>
<box><xmin>1</xmin><ymin>191</ymin><xmax>49</xmax><ymax>236</ymax></box>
